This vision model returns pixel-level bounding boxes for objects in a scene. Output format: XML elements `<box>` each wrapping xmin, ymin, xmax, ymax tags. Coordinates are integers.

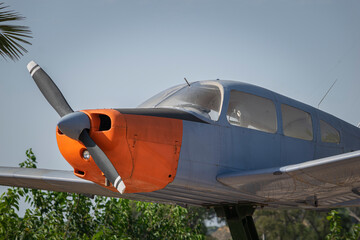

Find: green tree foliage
<box><xmin>0</xmin><ymin>2</ymin><xmax>32</xmax><ymax>61</ymax></box>
<box><xmin>254</xmin><ymin>209</ymin><xmax>329</xmax><ymax>239</ymax></box>
<box><xmin>0</xmin><ymin>149</ymin><xmax>207</xmax><ymax>239</ymax></box>
<box><xmin>254</xmin><ymin>207</ymin><xmax>360</xmax><ymax>240</ymax></box>
<box><xmin>325</xmin><ymin>210</ymin><xmax>360</xmax><ymax>240</ymax></box>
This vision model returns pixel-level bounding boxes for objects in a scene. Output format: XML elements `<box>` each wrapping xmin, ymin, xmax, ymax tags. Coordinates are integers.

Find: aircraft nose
<box><xmin>56</xmin><ymin>109</ymin><xmax>183</xmax><ymax>194</ymax></box>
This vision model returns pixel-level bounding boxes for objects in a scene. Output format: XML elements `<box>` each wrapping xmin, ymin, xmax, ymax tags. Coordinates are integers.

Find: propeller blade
<box><xmin>27</xmin><ymin>61</ymin><xmax>73</xmax><ymax>117</ymax></box>
<box><xmin>79</xmin><ymin>130</ymin><xmax>126</xmax><ymax>193</ymax></box>
<box><xmin>27</xmin><ymin>60</ymin><xmax>126</xmax><ymax>194</ymax></box>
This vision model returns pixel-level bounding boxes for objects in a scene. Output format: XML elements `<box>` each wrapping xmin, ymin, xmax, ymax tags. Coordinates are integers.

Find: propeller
<box><xmin>27</xmin><ymin>61</ymin><xmax>125</xmax><ymax>194</ymax></box>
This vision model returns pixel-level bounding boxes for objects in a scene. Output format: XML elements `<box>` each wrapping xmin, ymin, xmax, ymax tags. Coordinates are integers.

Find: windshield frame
<box><xmin>139</xmin><ymin>81</ymin><xmax>225</xmax><ymax>123</ymax></box>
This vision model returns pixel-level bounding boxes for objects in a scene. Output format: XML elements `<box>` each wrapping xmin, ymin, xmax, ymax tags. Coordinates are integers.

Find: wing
<box><xmin>217</xmin><ymin>150</ymin><xmax>360</xmax><ymax>208</ymax></box>
<box><xmin>0</xmin><ymin>167</ymin><xmax>190</xmax><ymax>205</ymax></box>
<box><xmin>0</xmin><ymin>167</ymin><xmax>121</xmax><ymax>197</ymax></box>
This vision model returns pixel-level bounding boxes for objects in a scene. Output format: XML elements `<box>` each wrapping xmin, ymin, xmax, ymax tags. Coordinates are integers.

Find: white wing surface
<box><xmin>0</xmin><ymin>167</ymin><xmax>121</xmax><ymax>197</ymax></box>
<box><xmin>217</xmin><ymin>150</ymin><xmax>360</xmax><ymax>208</ymax></box>
<box><xmin>0</xmin><ymin>167</ymin><xmax>185</xmax><ymax>205</ymax></box>
<box><xmin>3</xmin><ymin>150</ymin><xmax>360</xmax><ymax>209</ymax></box>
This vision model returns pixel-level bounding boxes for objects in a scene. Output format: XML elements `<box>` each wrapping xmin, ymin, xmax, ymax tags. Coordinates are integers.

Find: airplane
<box><xmin>1</xmin><ymin>61</ymin><xmax>360</xmax><ymax>239</ymax></box>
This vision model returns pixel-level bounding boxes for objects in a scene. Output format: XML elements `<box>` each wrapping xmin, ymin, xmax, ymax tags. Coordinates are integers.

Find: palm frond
<box><xmin>0</xmin><ymin>2</ymin><xmax>32</xmax><ymax>61</ymax></box>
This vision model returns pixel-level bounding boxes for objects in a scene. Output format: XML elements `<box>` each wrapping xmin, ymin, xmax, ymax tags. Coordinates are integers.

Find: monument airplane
<box><xmin>1</xmin><ymin>61</ymin><xmax>360</xmax><ymax>239</ymax></box>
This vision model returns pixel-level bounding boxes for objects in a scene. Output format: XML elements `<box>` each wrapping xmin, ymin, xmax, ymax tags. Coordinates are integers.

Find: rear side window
<box><xmin>226</xmin><ymin>91</ymin><xmax>277</xmax><ymax>133</ymax></box>
<box><xmin>320</xmin><ymin>120</ymin><xmax>340</xmax><ymax>143</ymax></box>
<box><xmin>281</xmin><ymin>104</ymin><xmax>313</xmax><ymax>140</ymax></box>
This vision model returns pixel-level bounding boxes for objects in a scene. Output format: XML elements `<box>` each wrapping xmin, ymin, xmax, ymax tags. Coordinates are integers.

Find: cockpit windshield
<box><xmin>139</xmin><ymin>83</ymin><xmax>223</xmax><ymax>121</ymax></box>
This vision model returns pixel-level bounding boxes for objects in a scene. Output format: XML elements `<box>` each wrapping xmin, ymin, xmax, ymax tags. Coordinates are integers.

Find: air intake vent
<box><xmin>98</xmin><ymin>114</ymin><xmax>111</xmax><ymax>131</ymax></box>
<box><xmin>74</xmin><ymin>169</ymin><xmax>85</xmax><ymax>176</ymax></box>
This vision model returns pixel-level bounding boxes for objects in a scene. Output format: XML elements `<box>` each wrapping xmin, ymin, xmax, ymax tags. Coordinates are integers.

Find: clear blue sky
<box><xmin>1</xmin><ymin>0</ymin><xmax>360</xmax><ymax>171</ymax></box>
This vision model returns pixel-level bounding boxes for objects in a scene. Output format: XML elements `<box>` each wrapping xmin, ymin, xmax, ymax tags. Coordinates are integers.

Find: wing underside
<box><xmin>0</xmin><ymin>167</ymin><xmax>201</xmax><ymax>206</ymax></box>
<box><xmin>0</xmin><ymin>167</ymin><xmax>120</xmax><ymax>197</ymax></box>
<box><xmin>217</xmin><ymin>150</ymin><xmax>360</xmax><ymax>208</ymax></box>
<box><xmin>3</xmin><ymin>151</ymin><xmax>360</xmax><ymax>209</ymax></box>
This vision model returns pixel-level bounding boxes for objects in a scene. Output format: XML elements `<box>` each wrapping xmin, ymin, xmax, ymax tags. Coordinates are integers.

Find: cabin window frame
<box><xmin>281</xmin><ymin>104</ymin><xmax>314</xmax><ymax>141</ymax></box>
<box><xmin>226</xmin><ymin>90</ymin><xmax>278</xmax><ymax>133</ymax></box>
<box><xmin>319</xmin><ymin>119</ymin><xmax>341</xmax><ymax>144</ymax></box>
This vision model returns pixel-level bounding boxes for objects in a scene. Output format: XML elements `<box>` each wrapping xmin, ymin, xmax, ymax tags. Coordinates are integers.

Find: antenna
<box><xmin>318</xmin><ymin>79</ymin><xmax>338</xmax><ymax>108</ymax></box>
<box><xmin>184</xmin><ymin>77</ymin><xmax>190</xmax><ymax>87</ymax></box>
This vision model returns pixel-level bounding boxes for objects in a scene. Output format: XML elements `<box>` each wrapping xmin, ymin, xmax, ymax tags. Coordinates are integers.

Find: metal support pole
<box><xmin>216</xmin><ymin>204</ymin><xmax>259</xmax><ymax>240</ymax></box>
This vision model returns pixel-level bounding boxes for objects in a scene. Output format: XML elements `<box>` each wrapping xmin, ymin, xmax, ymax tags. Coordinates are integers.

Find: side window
<box><xmin>226</xmin><ymin>90</ymin><xmax>277</xmax><ymax>133</ymax></box>
<box><xmin>281</xmin><ymin>104</ymin><xmax>313</xmax><ymax>140</ymax></box>
<box><xmin>320</xmin><ymin>120</ymin><xmax>340</xmax><ymax>143</ymax></box>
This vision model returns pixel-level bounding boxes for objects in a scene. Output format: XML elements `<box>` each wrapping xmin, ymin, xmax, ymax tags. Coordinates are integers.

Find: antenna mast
<box><xmin>318</xmin><ymin>79</ymin><xmax>338</xmax><ymax>108</ymax></box>
<box><xmin>184</xmin><ymin>77</ymin><xmax>190</xmax><ymax>87</ymax></box>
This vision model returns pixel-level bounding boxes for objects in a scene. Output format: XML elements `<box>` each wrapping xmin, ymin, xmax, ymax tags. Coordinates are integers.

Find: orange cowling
<box><xmin>56</xmin><ymin>109</ymin><xmax>183</xmax><ymax>193</ymax></box>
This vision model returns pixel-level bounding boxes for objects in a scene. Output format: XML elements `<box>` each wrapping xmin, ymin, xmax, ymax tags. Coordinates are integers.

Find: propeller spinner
<box><xmin>27</xmin><ymin>61</ymin><xmax>125</xmax><ymax>194</ymax></box>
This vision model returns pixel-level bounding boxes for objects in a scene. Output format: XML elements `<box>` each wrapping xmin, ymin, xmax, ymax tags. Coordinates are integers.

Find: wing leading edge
<box><xmin>0</xmin><ymin>167</ymin><xmax>121</xmax><ymax>197</ymax></box>
<box><xmin>0</xmin><ymin>167</ymin><xmax>207</xmax><ymax>206</ymax></box>
<box><xmin>3</xmin><ymin>150</ymin><xmax>360</xmax><ymax>209</ymax></box>
<box><xmin>217</xmin><ymin>150</ymin><xmax>360</xmax><ymax>208</ymax></box>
